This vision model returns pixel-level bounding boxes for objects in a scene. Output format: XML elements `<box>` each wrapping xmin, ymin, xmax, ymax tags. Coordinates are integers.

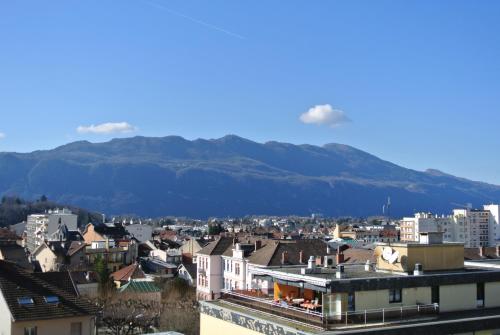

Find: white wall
<box><xmin>0</xmin><ymin>291</ymin><xmax>12</xmax><ymax>335</ymax></box>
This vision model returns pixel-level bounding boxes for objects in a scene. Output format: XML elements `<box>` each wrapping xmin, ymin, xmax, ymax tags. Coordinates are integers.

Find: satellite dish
<box><xmin>382</xmin><ymin>247</ymin><xmax>393</xmax><ymax>261</ymax></box>
<box><xmin>388</xmin><ymin>250</ymin><xmax>399</xmax><ymax>264</ymax></box>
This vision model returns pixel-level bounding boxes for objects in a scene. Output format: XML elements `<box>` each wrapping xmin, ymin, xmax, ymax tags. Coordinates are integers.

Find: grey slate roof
<box><xmin>0</xmin><ymin>260</ymin><xmax>97</xmax><ymax>322</ymax></box>
<box><xmin>247</xmin><ymin>239</ymin><xmax>330</xmax><ymax>266</ymax></box>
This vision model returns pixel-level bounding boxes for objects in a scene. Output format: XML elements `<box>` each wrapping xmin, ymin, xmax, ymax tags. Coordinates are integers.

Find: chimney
<box><xmin>307</xmin><ymin>256</ymin><xmax>315</xmax><ymax>269</ymax></box>
<box><xmin>480</xmin><ymin>246</ymin><xmax>486</xmax><ymax>257</ymax></box>
<box><xmin>255</xmin><ymin>240</ymin><xmax>262</xmax><ymax>251</ymax></box>
<box><xmin>336</xmin><ymin>246</ymin><xmax>344</xmax><ymax>264</ymax></box>
<box><xmin>336</xmin><ymin>264</ymin><xmax>345</xmax><ymax>279</ymax></box>
<box><xmin>281</xmin><ymin>251</ymin><xmax>289</xmax><ymax>265</ymax></box>
<box><xmin>336</xmin><ymin>251</ymin><xmax>344</xmax><ymax>264</ymax></box>
<box><xmin>299</xmin><ymin>250</ymin><xmax>304</xmax><ymax>264</ymax></box>
<box><xmin>413</xmin><ymin>263</ymin><xmax>424</xmax><ymax>276</ymax></box>
<box><xmin>365</xmin><ymin>260</ymin><xmax>372</xmax><ymax>272</ymax></box>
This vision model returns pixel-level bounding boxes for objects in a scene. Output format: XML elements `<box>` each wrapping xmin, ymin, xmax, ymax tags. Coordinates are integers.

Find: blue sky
<box><xmin>1</xmin><ymin>1</ymin><xmax>500</xmax><ymax>184</ymax></box>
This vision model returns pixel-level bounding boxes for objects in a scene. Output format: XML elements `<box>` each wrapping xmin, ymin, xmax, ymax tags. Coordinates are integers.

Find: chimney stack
<box><xmin>255</xmin><ymin>240</ymin><xmax>262</xmax><ymax>251</ymax></box>
<box><xmin>299</xmin><ymin>250</ymin><xmax>304</xmax><ymax>264</ymax></box>
<box><xmin>479</xmin><ymin>246</ymin><xmax>486</xmax><ymax>257</ymax></box>
<box><xmin>281</xmin><ymin>251</ymin><xmax>289</xmax><ymax>265</ymax></box>
<box><xmin>336</xmin><ymin>245</ymin><xmax>345</xmax><ymax>264</ymax></box>
<box><xmin>336</xmin><ymin>251</ymin><xmax>344</xmax><ymax>264</ymax></box>
<box><xmin>336</xmin><ymin>264</ymin><xmax>345</xmax><ymax>279</ymax></box>
<box><xmin>307</xmin><ymin>256</ymin><xmax>315</xmax><ymax>269</ymax></box>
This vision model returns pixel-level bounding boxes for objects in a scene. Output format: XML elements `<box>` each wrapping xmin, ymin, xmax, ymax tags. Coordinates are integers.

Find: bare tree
<box><xmin>94</xmin><ymin>292</ymin><xmax>162</xmax><ymax>335</ymax></box>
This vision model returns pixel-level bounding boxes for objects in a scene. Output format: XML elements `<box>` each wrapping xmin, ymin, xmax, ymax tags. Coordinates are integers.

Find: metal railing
<box><xmin>221</xmin><ymin>290</ymin><xmax>323</xmax><ymax>325</ymax></box>
<box><xmin>339</xmin><ymin>303</ymin><xmax>439</xmax><ymax>326</ymax></box>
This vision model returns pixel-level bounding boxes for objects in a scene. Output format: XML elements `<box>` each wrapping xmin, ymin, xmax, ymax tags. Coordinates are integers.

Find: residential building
<box><xmin>110</xmin><ymin>262</ymin><xmax>146</xmax><ymax>288</ymax></box>
<box><xmin>32</xmin><ymin>240</ymin><xmax>87</xmax><ymax>272</ymax></box>
<box><xmin>25</xmin><ymin>209</ymin><xmax>78</xmax><ymax>253</ymax></box>
<box><xmin>200</xmin><ymin>232</ymin><xmax>500</xmax><ymax>335</ymax></box>
<box><xmin>0</xmin><ymin>241</ymin><xmax>31</xmax><ymax>270</ymax></box>
<box><xmin>82</xmin><ymin>223</ymin><xmax>138</xmax><ymax>272</ymax></box>
<box><xmin>125</xmin><ymin>223</ymin><xmax>153</xmax><ymax>243</ymax></box>
<box><xmin>178</xmin><ymin>263</ymin><xmax>197</xmax><ymax>286</ymax></box>
<box><xmin>0</xmin><ymin>260</ymin><xmax>96</xmax><ymax>335</ymax></box>
<box><xmin>196</xmin><ymin>236</ymin><xmax>333</xmax><ymax>300</ymax></box>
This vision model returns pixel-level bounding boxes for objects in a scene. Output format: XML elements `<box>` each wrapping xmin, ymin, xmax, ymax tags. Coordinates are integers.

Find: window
<box><xmin>389</xmin><ymin>288</ymin><xmax>402</xmax><ymax>303</ymax></box>
<box><xmin>18</xmin><ymin>297</ymin><xmax>34</xmax><ymax>306</ymax></box>
<box><xmin>477</xmin><ymin>283</ymin><xmax>485</xmax><ymax>308</ymax></box>
<box><xmin>235</xmin><ymin>263</ymin><xmax>240</xmax><ymax>275</ymax></box>
<box><xmin>44</xmin><ymin>296</ymin><xmax>59</xmax><ymax>304</ymax></box>
<box><xmin>431</xmin><ymin>286</ymin><xmax>439</xmax><ymax>304</ymax></box>
<box><xmin>24</xmin><ymin>327</ymin><xmax>37</xmax><ymax>335</ymax></box>
<box><xmin>71</xmin><ymin>322</ymin><xmax>82</xmax><ymax>335</ymax></box>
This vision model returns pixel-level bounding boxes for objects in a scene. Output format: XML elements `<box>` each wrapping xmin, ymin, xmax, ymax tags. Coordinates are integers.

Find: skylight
<box><xmin>17</xmin><ymin>297</ymin><xmax>34</xmax><ymax>306</ymax></box>
<box><xmin>44</xmin><ymin>295</ymin><xmax>59</xmax><ymax>304</ymax></box>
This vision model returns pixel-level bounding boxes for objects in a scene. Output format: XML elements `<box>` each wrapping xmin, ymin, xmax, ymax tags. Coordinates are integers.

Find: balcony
<box><xmin>220</xmin><ymin>289</ymin><xmax>439</xmax><ymax>330</ymax></box>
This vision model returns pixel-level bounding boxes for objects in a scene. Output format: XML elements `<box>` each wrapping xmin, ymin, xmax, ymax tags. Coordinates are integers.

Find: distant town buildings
<box><xmin>400</xmin><ymin>204</ymin><xmax>500</xmax><ymax>247</ymax></box>
<box><xmin>25</xmin><ymin>208</ymin><xmax>78</xmax><ymax>253</ymax></box>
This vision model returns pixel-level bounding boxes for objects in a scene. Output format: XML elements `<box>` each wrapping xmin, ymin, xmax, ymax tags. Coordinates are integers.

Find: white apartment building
<box><xmin>25</xmin><ymin>208</ymin><xmax>78</xmax><ymax>253</ymax></box>
<box><xmin>400</xmin><ymin>205</ymin><xmax>499</xmax><ymax>248</ymax></box>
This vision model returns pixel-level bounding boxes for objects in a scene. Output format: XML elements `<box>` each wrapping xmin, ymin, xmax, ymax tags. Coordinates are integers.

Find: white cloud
<box><xmin>0</xmin><ymin>132</ymin><xmax>5</xmax><ymax>139</ymax></box>
<box><xmin>77</xmin><ymin>122</ymin><xmax>136</xmax><ymax>134</ymax></box>
<box><xmin>299</xmin><ymin>104</ymin><xmax>351</xmax><ymax>127</ymax></box>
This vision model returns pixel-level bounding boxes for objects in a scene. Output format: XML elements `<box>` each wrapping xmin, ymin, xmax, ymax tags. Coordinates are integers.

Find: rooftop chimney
<box><xmin>299</xmin><ymin>250</ymin><xmax>304</xmax><ymax>264</ymax></box>
<box><xmin>281</xmin><ymin>251</ymin><xmax>289</xmax><ymax>265</ymax></box>
<box><xmin>336</xmin><ymin>264</ymin><xmax>345</xmax><ymax>279</ymax></box>
<box><xmin>336</xmin><ymin>251</ymin><xmax>344</xmax><ymax>264</ymax></box>
<box><xmin>307</xmin><ymin>256</ymin><xmax>315</xmax><ymax>269</ymax></box>
<box><xmin>255</xmin><ymin>240</ymin><xmax>262</xmax><ymax>251</ymax></box>
<box><xmin>336</xmin><ymin>246</ymin><xmax>344</xmax><ymax>264</ymax></box>
<box><xmin>365</xmin><ymin>260</ymin><xmax>372</xmax><ymax>272</ymax></box>
<box><xmin>413</xmin><ymin>263</ymin><xmax>424</xmax><ymax>276</ymax></box>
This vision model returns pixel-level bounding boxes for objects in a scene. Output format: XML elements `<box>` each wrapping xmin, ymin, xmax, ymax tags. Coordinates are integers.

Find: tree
<box><xmin>95</xmin><ymin>293</ymin><xmax>162</xmax><ymax>335</ymax></box>
<box><xmin>94</xmin><ymin>254</ymin><xmax>112</xmax><ymax>295</ymax></box>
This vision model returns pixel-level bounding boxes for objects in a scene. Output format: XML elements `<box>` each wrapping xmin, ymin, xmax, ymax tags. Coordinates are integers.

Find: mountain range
<box><xmin>0</xmin><ymin>135</ymin><xmax>498</xmax><ymax>218</ymax></box>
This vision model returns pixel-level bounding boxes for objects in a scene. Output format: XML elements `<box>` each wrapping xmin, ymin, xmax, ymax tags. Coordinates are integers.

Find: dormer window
<box><xmin>18</xmin><ymin>297</ymin><xmax>34</xmax><ymax>306</ymax></box>
<box><xmin>44</xmin><ymin>295</ymin><xmax>59</xmax><ymax>304</ymax></box>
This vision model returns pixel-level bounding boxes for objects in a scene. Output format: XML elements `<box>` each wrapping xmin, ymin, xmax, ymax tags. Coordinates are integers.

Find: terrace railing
<box><xmin>220</xmin><ymin>290</ymin><xmax>324</xmax><ymax>326</ymax></box>
<box><xmin>338</xmin><ymin>303</ymin><xmax>439</xmax><ymax>326</ymax></box>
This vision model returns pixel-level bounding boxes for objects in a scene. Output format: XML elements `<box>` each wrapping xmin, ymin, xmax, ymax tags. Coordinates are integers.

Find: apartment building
<box><xmin>401</xmin><ymin>206</ymin><xmax>499</xmax><ymax>247</ymax></box>
<box><xmin>25</xmin><ymin>209</ymin><xmax>78</xmax><ymax>253</ymax></box>
<box><xmin>200</xmin><ymin>233</ymin><xmax>500</xmax><ymax>335</ymax></box>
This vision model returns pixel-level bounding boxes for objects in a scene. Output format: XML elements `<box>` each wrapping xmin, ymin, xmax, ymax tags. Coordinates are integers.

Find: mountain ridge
<box><xmin>0</xmin><ymin>135</ymin><xmax>498</xmax><ymax>218</ymax></box>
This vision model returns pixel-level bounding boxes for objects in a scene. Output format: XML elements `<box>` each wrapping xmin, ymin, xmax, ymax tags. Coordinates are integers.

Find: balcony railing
<box><xmin>221</xmin><ymin>290</ymin><xmax>324</xmax><ymax>327</ymax></box>
<box><xmin>339</xmin><ymin>303</ymin><xmax>439</xmax><ymax>326</ymax></box>
<box><xmin>221</xmin><ymin>290</ymin><xmax>439</xmax><ymax>330</ymax></box>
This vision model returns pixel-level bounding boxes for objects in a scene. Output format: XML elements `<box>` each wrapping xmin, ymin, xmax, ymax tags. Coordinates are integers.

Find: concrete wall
<box><xmin>375</xmin><ymin>243</ymin><xmax>464</xmax><ymax>273</ymax></box>
<box><xmin>440</xmin><ymin>283</ymin><xmax>477</xmax><ymax>312</ymax></box>
<box><xmin>11</xmin><ymin>316</ymin><xmax>94</xmax><ymax>335</ymax></box>
<box><xmin>485</xmin><ymin>282</ymin><xmax>500</xmax><ymax>308</ymax></box>
<box><xmin>200</xmin><ymin>313</ymin><xmax>262</xmax><ymax>335</ymax></box>
<box><xmin>354</xmin><ymin>287</ymin><xmax>431</xmax><ymax>311</ymax></box>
